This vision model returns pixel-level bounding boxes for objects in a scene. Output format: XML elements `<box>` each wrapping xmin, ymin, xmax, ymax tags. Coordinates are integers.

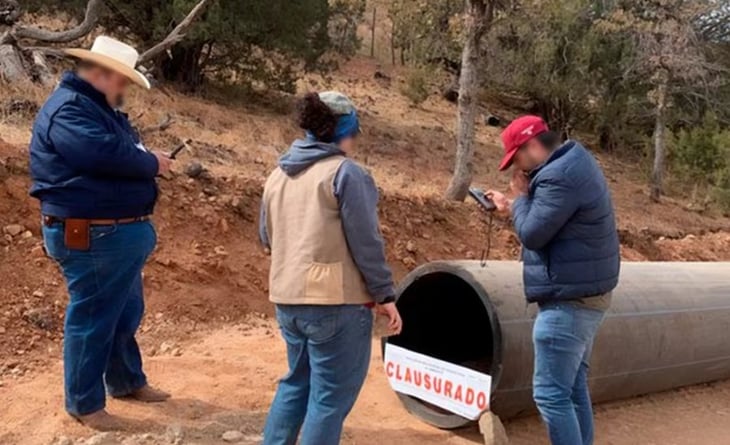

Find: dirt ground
<box><xmin>2</xmin><ymin>56</ymin><xmax>730</xmax><ymax>444</ymax></box>
<box><xmin>4</xmin><ymin>322</ymin><xmax>730</xmax><ymax>445</ymax></box>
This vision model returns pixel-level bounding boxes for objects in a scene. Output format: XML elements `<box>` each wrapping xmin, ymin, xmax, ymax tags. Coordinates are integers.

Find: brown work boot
<box><xmin>123</xmin><ymin>384</ymin><xmax>171</xmax><ymax>403</ymax></box>
<box><xmin>73</xmin><ymin>409</ymin><xmax>125</xmax><ymax>431</ymax></box>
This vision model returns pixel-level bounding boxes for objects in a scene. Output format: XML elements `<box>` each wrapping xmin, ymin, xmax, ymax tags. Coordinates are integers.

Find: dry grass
<box><xmin>0</xmin><ymin>80</ymin><xmax>50</xmax><ymax>145</ymax></box>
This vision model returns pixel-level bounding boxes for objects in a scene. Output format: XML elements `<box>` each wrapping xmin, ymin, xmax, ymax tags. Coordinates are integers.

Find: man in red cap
<box><xmin>488</xmin><ymin>116</ymin><xmax>620</xmax><ymax>445</ymax></box>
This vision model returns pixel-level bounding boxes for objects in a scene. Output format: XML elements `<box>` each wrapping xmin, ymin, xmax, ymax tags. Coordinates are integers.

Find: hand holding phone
<box><xmin>468</xmin><ymin>188</ymin><xmax>497</xmax><ymax>212</ymax></box>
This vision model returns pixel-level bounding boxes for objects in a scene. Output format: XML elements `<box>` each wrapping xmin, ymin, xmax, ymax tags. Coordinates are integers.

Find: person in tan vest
<box><xmin>260</xmin><ymin>91</ymin><xmax>402</xmax><ymax>445</ymax></box>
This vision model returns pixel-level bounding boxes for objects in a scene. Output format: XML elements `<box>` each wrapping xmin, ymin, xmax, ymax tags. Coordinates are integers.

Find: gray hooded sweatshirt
<box><xmin>259</xmin><ymin>138</ymin><xmax>396</xmax><ymax>303</ymax></box>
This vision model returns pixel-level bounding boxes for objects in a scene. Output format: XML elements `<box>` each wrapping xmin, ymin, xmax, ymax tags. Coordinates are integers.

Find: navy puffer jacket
<box><xmin>511</xmin><ymin>140</ymin><xmax>620</xmax><ymax>304</ymax></box>
<box><xmin>29</xmin><ymin>72</ymin><xmax>159</xmax><ymax>219</ymax></box>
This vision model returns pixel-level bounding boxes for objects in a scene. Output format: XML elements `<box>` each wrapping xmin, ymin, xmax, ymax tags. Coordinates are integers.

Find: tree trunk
<box><xmin>160</xmin><ymin>44</ymin><xmax>205</xmax><ymax>90</ymax></box>
<box><xmin>0</xmin><ymin>44</ymin><xmax>28</xmax><ymax>82</ymax></box>
<box><xmin>30</xmin><ymin>50</ymin><xmax>55</xmax><ymax>86</ymax></box>
<box><xmin>370</xmin><ymin>7</ymin><xmax>376</xmax><ymax>58</ymax></box>
<box><xmin>445</xmin><ymin>0</ymin><xmax>491</xmax><ymax>201</ymax></box>
<box><xmin>391</xmin><ymin>21</ymin><xmax>396</xmax><ymax>65</ymax></box>
<box><xmin>650</xmin><ymin>71</ymin><xmax>669</xmax><ymax>203</ymax></box>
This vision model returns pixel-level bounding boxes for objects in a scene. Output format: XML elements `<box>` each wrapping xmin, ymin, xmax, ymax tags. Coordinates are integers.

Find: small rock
<box><xmin>23</xmin><ymin>307</ymin><xmax>56</xmax><ymax>330</ymax></box>
<box><xmin>155</xmin><ymin>258</ymin><xmax>172</xmax><ymax>267</ymax></box>
<box><xmin>401</xmin><ymin>256</ymin><xmax>417</xmax><ymax>268</ymax></box>
<box><xmin>85</xmin><ymin>432</ymin><xmax>119</xmax><ymax>445</ymax></box>
<box><xmin>405</xmin><ymin>240</ymin><xmax>417</xmax><ymax>253</ymax></box>
<box><xmin>3</xmin><ymin>224</ymin><xmax>24</xmax><ymax>237</ymax></box>
<box><xmin>165</xmin><ymin>424</ymin><xmax>184</xmax><ymax>444</ymax></box>
<box><xmin>0</xmin><ymin>326</ymin><xmax>6</xmax><ymax>334</ymax></box>
<box><xmin>159</xmin><ymin>341</ymin><xmax>174</xmax><ymax>354</ymax></box>
<box><xmin>172</xmin><ymin>348</ymin><xmax>182</xmax><ymax>357</ymax></box>
<box><xmin>21</xmin><ymin>230</ymin><xmax>33</xmax><ymax>239</ymax></box>
<box><xmin>32</xmin><ymin>290</ymin><xmax>45</xmax><ymax>298</ymax></box>
<box><xmin>53</xmin><ymin>436</ymin><xmax>73</xmax><ymax>445</ymax></box>
<box><xmin>184</xmin><ymin>161</ymin><xmax>204</xmax><ymax>179</ymax></box>
<box><xmin>221</xmin><ymin>430</ymin><xmax>245</xmax><ymax>442</ymax></box>
<box><xmin>214</xmin><ymin>246</ymin><xmax>229</xmax><ymax>256</ymax></box>
<box><xmin>220</xmin><ymin>218</ymin><xmax>230</xmax><ymax>234</ymax></box>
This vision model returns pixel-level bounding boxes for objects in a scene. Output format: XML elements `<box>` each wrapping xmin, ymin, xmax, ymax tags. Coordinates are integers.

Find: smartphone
<box><xmin>468</xmin><ymin>187</ymin><xmax>497</xmax><ymax>212</ymax></box>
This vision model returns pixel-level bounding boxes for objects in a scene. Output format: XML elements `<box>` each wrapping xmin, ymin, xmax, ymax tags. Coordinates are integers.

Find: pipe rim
<box><xmin>385</xmin><ymin>261</ymin><xmax>504</xmax><ymax>428</ymax></box>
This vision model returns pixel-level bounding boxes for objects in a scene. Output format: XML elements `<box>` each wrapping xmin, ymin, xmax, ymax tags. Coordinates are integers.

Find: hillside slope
<box><xmin>1</xmin><ymin>56</ymin><xmax>730</xmax><ymax>444</ymax></box>
<box><xmin>2</xmin><ymin>57</ymin><xmax>730</xmax><ymax>366</ymax></box>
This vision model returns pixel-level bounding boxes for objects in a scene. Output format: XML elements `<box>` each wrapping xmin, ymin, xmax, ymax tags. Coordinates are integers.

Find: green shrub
<box><xmin>672</xmin><ymin>113</ymin><xmax>727</xmax><ymax>181</ymax></box>
<box><xmin>400</xmin><ymin>67</ymin><xmax>431</xmax><ymax>106</ymax></box>
<box><xmin>670</xmin><ymin>113</ymin><xmax>730</xmax><ymax>213</ymax></box>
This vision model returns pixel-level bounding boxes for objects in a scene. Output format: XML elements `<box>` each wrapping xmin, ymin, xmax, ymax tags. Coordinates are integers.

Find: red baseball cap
<box><xmin>499</xmin><ymin>115</ymin><xmax>549</xmax><ymax>171</ymax></box>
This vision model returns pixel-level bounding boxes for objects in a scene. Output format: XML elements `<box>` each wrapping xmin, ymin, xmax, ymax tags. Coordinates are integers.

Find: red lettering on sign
<box><xmin>477</xmin><ymin>392</ymin><xmax>488</xmax><ymax>410</ymax></box>
<box><xmin>433</xmin><ymin>377</ymin><xmax>442</xmax><ymax>394</ymax></box>
<box><xmin>414</xmin><ymin>371</ymin><xmax>423</xmax><ymax>387</ymax></box>
<box><xmin>424</xmin><ymin>374</ymin><xmax>432</xmax><ymax>390</ymax></box>
<box><xmin>444</xmin><ymin>380</ymin><xmax>453</xmax><ymax>398</ymax></box>
<box><xmin>386</xmin><ymin>362</ymin><xmax>394</xmax><ymax>378</ymax></box>
<box><xmin>454</xmin><ymin>384</ymin><xmax>463</xmax><ymax>402</ymax></box>
<box><xmin>396</xmin><ymin>364</ymin><xmax>403</xmax><ymax>381</ymax></box>
<box><xmin>465</xmin><ymin>387</ymin><xmax>475</xmax><ymax>405</ymax></box>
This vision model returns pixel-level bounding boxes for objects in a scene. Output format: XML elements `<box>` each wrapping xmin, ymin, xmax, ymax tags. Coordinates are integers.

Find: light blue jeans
<box><xmin>533</xmin><ymin>302</ymin><xmax>606</xmax><ymax>445</ymax></box>
<box><xmin>43</xmin><ymin>220</ymin><xmax>156</xmax><ymax>416</ymax></box>
<box><xmin>263</xmin><ymin>304</ymin><xmax>373</xmax><ymax>445</ymax></box>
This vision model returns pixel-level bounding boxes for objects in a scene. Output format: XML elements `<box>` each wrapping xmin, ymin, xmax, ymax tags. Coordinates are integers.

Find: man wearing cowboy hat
<box><xmin>29</xmin><ymin>36</ymin><xmax>172</xmax><ymax>430</ymax></box>
<box><xmin>487</xmin><ymin>116</ymin><xmax>620</xmax><ymax>445</ymax></box>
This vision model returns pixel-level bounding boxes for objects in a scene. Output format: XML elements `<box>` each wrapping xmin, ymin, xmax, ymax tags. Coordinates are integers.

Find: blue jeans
<box><xmin>43</xmin><ymin>220</ymin><xmax>157</xmax><ymax>416</ymax></box>
<box><xmin>533</xmin><ymin>302</ymin><xmax>606</xmax><ymax>445</ymax></box>
<box><xmin>263</xmin><ymin>304</ymin><xmax>373</xmax><ymax>445</ymax></box>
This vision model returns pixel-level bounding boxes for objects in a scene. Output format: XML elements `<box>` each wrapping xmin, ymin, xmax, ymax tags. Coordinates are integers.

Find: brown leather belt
<box><xmin>43</xmin><ymin>215</ymin><xmax>150</xmax><ymax>226</ymax></box>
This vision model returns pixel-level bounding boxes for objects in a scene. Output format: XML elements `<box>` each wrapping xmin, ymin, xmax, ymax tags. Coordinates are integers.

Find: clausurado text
<box><xmin>384</xmin><ymin>343</ymin><xmax>492</xmax><ymax>420</ymax></box>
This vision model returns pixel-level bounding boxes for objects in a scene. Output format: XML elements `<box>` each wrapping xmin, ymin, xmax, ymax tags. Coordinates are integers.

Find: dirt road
<box><xmin>2</xmin><ymin>322</ymin><xmax>730</xmax><ymax>445</ymax></box>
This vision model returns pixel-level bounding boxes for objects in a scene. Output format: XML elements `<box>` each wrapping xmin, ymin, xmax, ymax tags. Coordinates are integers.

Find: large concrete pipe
<box><xmin>385</xmin><ymin>261</ymin><xmax>730</xmax><ymax>429</ymax></box>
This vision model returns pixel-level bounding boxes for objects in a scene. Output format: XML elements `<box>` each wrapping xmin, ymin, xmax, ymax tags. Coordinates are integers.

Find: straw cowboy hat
<box><xmin>65</xmin><ymin>36</ymin><xmax>151</xmax><ymax>89</ymax></box>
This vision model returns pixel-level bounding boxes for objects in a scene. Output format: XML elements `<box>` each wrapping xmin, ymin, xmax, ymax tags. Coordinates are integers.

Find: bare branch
<box><xmin>13</xmin><ymin>0</ymin><xmax>104</xmax><ymax>43</ymax></box>
<box><xmin>137</xmin><ymin>0</ymin><xmax>213</xmax><ymax>66</ymax></box>
<box><xmin>24</xmin><ymin>46</ymin><xmax>66</xmax><ymax>58</ymax></box>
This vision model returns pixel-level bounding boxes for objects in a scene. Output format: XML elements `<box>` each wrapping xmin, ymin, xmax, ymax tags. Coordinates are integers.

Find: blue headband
<box><xmin>332</xmin><ymin>110</ymin><xmax>360</xmax><ymax>143</ymax></box>
<box><xmin>304</xmin><ymin>110</ymin><xmax>360</xmax><ymax>144</ymax></box>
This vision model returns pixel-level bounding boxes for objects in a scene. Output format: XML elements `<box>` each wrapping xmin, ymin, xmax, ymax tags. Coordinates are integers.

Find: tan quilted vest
<box><xmin>262</xmin><ymin>156</ymin><xmax>372</xmax><ymax>305</ymax></box>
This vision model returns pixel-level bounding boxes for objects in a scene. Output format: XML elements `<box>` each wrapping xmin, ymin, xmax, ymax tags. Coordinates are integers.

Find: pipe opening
<box><xmin>390</xmin><ymin>271</ymin><xmax>495</xmax><ymax>373</ymax></box>
<box><xmin>386</xmin><ymin>270</ymin><xmax>499</xmax><ymax>428</ymax></box>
